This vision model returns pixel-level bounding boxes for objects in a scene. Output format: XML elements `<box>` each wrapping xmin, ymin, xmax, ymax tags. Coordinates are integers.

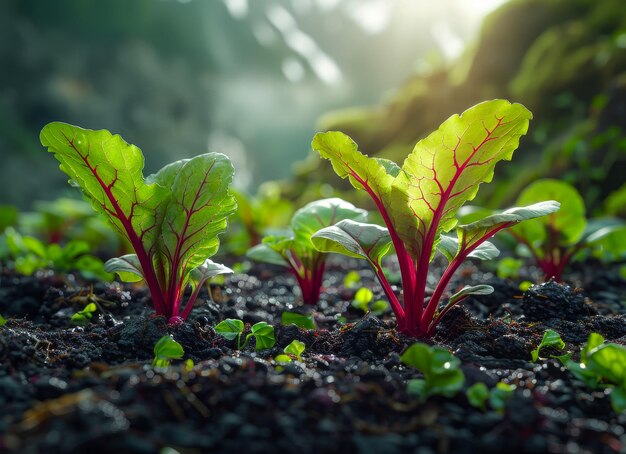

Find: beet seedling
<box><xmin>510</xmin><ymin>179</ymin><xmax>626</xmax><ymax>281</ymax></box>
<box><xmin>214</xmin><ymin>319</ymin><xmax>276</xmax><ymax>351</ymax></box>
<box><xmin>152</xmin><ymin>335</ymin><xmax>185</xmax><ymax>368</ymax></box>
<box><xmin>312</xmin><ymin>100</ymin><xmax>560</xmax><ymax>337</ymax></box>
<box><xmin>247</xmin><ymin>198</ymin><xmax>367</xmax><ymax>305</ymax></box>
<box><xmin>41</xmin><ymin>123</ymin><xmax>236</xmax><ymax>324</ymax></box>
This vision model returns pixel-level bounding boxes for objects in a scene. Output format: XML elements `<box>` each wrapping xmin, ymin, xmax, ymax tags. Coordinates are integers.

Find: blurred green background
<box><xmin>1</xmin><ymin>0</ymin><xmax>625</xmax><ymax>214</ymax></box>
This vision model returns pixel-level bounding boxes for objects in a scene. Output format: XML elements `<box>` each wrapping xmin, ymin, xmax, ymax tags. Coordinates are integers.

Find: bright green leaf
<box><xmin>513</xmin><ymin>179</ymin><xmax>586</xmax><ymax>247</ymax></box>
<box><xmin>466</xmin><ymin>382</ymin><xmax>489</xmax><ymax>410</ymax></box>
<box><xmin>343</xmin><ymin>270</ymin><xmax>361</xmax><ymax>288</ymax></box>
<box><xmin>250</xmin><ymin>321</ymin><xmax>275</xmax><ymax>350</ymax></box>
<box><xmin>391</xmin><ymin>100</ymin><xmax>533</xmax><ymax>261</ymax></box>
<box><xmin>105</xmin><ymin>254</ymin><xmax>145</xmax><ymax>283</ymax></box>
<box><xmin>312</xmin><ymin>220</ymin><xmax>392</xmax><ymax>266</ymax></box>
<box><xmin>531</xmin><ymin>329</ymin><xmax>566</xmax><ymax>362</ymax></box>
<box><xmin>214</xmin><ymin>319</ymin><xmax>244</xmax><ymax>341</ymax></box>
<box><xmin>284</xmin><ymin>339</ymin><xmax>305</xmax><ymax>360</ymax></box>
<box><xmin>281</xmin><ymin>311</ymin><xmax>316</xmax><ymax>330</ymax></box>
<box><xmin>152</xmin><ymin>335</ymin><xmax>184</xmax><ymax>368</ymax></box>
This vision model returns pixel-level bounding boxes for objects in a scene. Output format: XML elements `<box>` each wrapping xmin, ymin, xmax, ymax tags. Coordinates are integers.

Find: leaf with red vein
<box><xmin>40</xmin><ymin>123</ymin><xmax>167</xmax><ymax>250</ymax></box>
<box><xmin>391</xmin><ymin>100</ymin><xmax>533</xmax><ymax>261</ymax></box>
<box><xmin>157</xmin><ymin>153</ymin><xmax>236</xmax><ymax>287</ymax></box>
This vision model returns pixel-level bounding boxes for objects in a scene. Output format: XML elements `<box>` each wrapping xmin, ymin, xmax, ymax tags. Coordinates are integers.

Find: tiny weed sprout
<box><xmin>312</xmin><ymin>100</ymin><xmax>560</xmax><ymax>337</ymax></box>
<box><xmin>70</xmin><ymin>302</ymin><xmax>97</xmax><ymax>327</ymax></box>
<box><xmin>214</xmin><ymin>319</ymin><xmax>276</xmax><ymax>351</ymax></box>
<box><xmin>343</xmin><ymin>270</ymin><xmax>361</xmax><ymax>288</ymax></box>
<box><xmin>466</xmin><ymin>383</ymin><xmax>489</xmax><ymax>410</ymax></box>
<box><xmin>564</xmin><ymin>333</ymin><xmax>626</xmax><ymax>413</ymax></box>
<box><xmin>400</xmin><ymin>343</ymin><xmax>465</xmax><ymax>400</ymax></box>
<box><xmin>510</xmin><ymin>179</ymin><xmax>626</xmax><ymax>281</ymax></box>
<box><xmin>531</xmin><ymin>329</ymin><xmax>567</xmax><ymax>362</ymax></box>
<box><xmin>281</xmin><ymin>311</ymin><xmax>316</xmax><ymax>330</ymax></box>
<box><xmin>0</xmin><ymin>314</ymin><xmax>6</xmax><ymax>327</ymax></box>
<box><xmin>247</xmin><ymin>198</ymin><xmax>367</xmax><ymax>305</ymax></box>
<box><xmin>152</xmin><ymin>335</ymin><xmax>184</xmax><ymax>368</ymax></box>
<box><xmin>351</xmin><ymin>287</ymin><xmax>373</xmax><ymax>312</ymax></box>
<box><xmin>283</xmin><ymin>339</ymin><xmax>306</xmax><ymax>361</ymax></box>
<box><xmin>41</xmin><ymin>123</ymin><xmax>236</xmax><ymax>324</ymax></box>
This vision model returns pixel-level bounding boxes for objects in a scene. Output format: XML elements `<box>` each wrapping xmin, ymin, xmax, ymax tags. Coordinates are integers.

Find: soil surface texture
<box><xmin>0</xmin><ymin>258</ymin><xmax>625</xmax><ymax>454</ymax></box>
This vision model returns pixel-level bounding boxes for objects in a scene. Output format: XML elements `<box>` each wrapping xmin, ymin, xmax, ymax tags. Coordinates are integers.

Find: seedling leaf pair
<box><xmin>214</xmin><ymin>319</ymin><xmax>276</xmax><ymax>351</ymax></box>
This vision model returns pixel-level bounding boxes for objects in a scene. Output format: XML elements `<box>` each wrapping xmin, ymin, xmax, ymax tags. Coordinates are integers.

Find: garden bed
<box><xmin>1</xmin><ymin>258</ymin><xmax>624</xmax><ymax>453</ymax></box>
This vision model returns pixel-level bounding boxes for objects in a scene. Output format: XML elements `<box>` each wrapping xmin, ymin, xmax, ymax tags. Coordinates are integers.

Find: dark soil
<box><xmin>0</xmin><ymin>258</ymin><xmax>625</xmax><ymax>453</ymax></box>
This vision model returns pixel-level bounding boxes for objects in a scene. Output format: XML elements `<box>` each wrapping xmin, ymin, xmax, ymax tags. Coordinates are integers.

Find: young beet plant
<box><xmin>247</xmin><ymin>198</ymin><xmax>367</xmax><ymax>305</ymax></box>
<box><xmin>40</xmin><ymin>123</ymin><xmax>236</xmax><ymax>324</ymax></box>
<box><xmin>311</xmin><ymin>100</ymin><xmax>560</xmax><ymax>337</ymax></box>
<box><xmin>510</xmin><ymin>179</ymin><xmax>626</xmax><ymax>281</ymax></box>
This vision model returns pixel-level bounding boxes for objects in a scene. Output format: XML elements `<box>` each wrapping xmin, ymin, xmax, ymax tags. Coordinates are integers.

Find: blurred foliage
<box><xmin>295</xmin><ymin>0</ymin><xmax>626</xmax><ymax>213</ymax></box>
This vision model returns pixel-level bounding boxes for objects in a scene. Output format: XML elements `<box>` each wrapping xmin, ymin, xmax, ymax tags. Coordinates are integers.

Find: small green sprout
<box><xmin>284</xmin><ymin>339</ymin><xmax>306</xmax><ymax>361</ymax></box>
<box><xmin>214</xmin><ymin>319</ymin><xmax>276</xmax><ymax>351</ymax></box>
<box><xmin>467</xmin><ymin>382</ymin><xmax>516</xmax><ymax>413</ymax></box>
<box><xmin>0</xmin><ymin>314</ymin><xmax>6</xmax><ymax>327</ymax></box>
<box><xmin>466</xmin><ymin>382</ymin><xmax>489</xmax><ymax>410</ymax></box>
<box><xmin>70</xmin><ymin>302</ymin><xmax>98</xmax><ymax>326</ymax></box>
<box><xmin>275</xmin><ymin>340</ymin><xmax>307</xmax><ymax>364</ymax></box>
<box><xmin>496</xmin><ymin>257</ymin><xmax>523</xmax><ymax>280</ymax></box>
<box><xmin>351</xmin><ymin>287</ymin><xmax>373</xmax><ymax>312</ymax></box>
<box><xmin>563</xmin><ymin>333</ymin><xmax>626</xmax><ymax>413</ymax></box>
<box><xmin>281</xmin><ymin>311</ymin><xmax>316</xmax><ymax>330</ymax></box>
<box><xmin>343</xmin><ymin>270</ymin><xmax>361</xmax><ymax>288</ymax></box>
<box><xmin>400</xmin><ymin>343</ymin><xmax>465</xmax><ymax>400</ymax></box>
<box><xmin>531</xmin><ymin>329</ymin><xmax>567</xmax><ymax>362</ymax></box>
<box><xmin>152</xmin><ymin>335</ymin><xmax>184</xmax><ymax>368</ymax></box>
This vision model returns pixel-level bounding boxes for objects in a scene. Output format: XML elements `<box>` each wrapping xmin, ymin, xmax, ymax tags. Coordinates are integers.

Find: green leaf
<box><xmin>312</xmin><ymin>132</ymin><xmax>396</xmax><ymax>206</ymax></box>
<box><xmin>457</xmin><ymin>202</ymin><xmax>560</xmax><ymax>256</ymax></box>
<box><xmin>390</xmin><ymin>100</ymin><xmax>533</xmax><ymax>260</ymax></box>
<box><xmin>497</xmin><ymin>257</ymin><xmax>523</xmax><ymax>279</ymax></box>
<box><xmin>343</xmin><ymin>270</ymin><xmax>361</xmax><ymax>288</ymax></box>
<box><xmin>152</xmin><ymin>335</ymin><xmax>184</xmax><ymax>368</ymax></box>
<box><xmin>401</xmin><ymin>343</ymin><xmax>464</xmax><ymax>398</ymax></box>
<box><xmin>281</xmin><ymin>311</ymin><xmax>316</xmax><ymax>330</ymax></box>
<box><xmin>291</xmin><ymin>198</ymin><xmax>367</xmax><ymax>246</ymax></box>
<box><xmin>354</xmin><ymin>287</ymin><xmax>373</xmax><ymax>305</ymax></box>
<box><xmin>531</xmin><ymin>329</ymin><xmax>566</xmax><ymax>362</ymax></box>
<box><xmin>105</xmin><ymin>254</ymin><xmax>145</xmax><ymax>283</ymax></box>
<box><xmin>466</xmin><ymin>382</ymin><xmax>489</xmax><ymax>410</ymax></box>
<box><xmin>214</xmin><ymin>319</ymin><xmax>245</xmax><ymax>341</ymax></box>
<box><xmin>489</xmin><ymin>382</ymin><xmax>516</xmax><ymax>413</ymax></box>
<box><xmin>0</xmin><ymin>314</ymin><xmax>6</xmax><ymax>327</ymax></box>
<box><xmin>246</xmin><ymin>242</ymin><xmax>289</xmax><ymax>267</ymax></box>
<box><xmin>437</xmin><ymin>235</ymin><xmax>499</xmax><ymax>263</ymax></box>
<box><xmin>250</xmin><ymin>321</ymin><xmax>275</xmax><ymax>351</ymax></box>
<box><xmin>586</xmin><ymin>225</ymin><xmax>626</xmax><ymax>263</ymax></box>
<box><xmin>513</xmin><ymin>179</ymin><xmax>586</xmax><ymax>247</ymax></box>
<box><xmin>188</xmin><ymin>259</ymin><xmax>233</xmax><ymax>290</ymax></box>
<box><xmin>582</xmin><ymin>332</ymin><xmax>605</xmax><ymax>362</ymax></box>
<box><xmin>40</xmin><ymin>122</ymin><xmax>167</xmax><ymax>254</ymax></box>
<box><xmin>275</xmin><ymin>354</ymin><xmax>293</xmax><ymax>363</ymax></box>
<box><xmin>70</xmin><ymin>302</ymin><xmax>98</xmax><ymax>326</ymax></box>
<box><xmin>155</xmin><ymin>154</ymin><xmax>237</xmax><ymax>284</ymax></box>
<box><xmin>448</xmin><ymin>285</ymin><xmax>494</xmax><ymax>306</ymax></box>
<box><xmin>284</xmin><ymin>339</ymin><xmax>305</xmax><ymax>360</ymax></box>
<box><xmin>585</xmin><ymin>343</ymin><xmax>626</xmax><ymax>386</ymax></box>
<box><xmin>609</xmin><ymin>387</ymin><xmax>626</xmax><ymax>413</ymax></box>
<box><xmin>311</xmin><ymin>220</ymin><xmax>392</xmax><ymax>266</ymax></box>
<box><xmin>370</xmin><ymin>300</ymin><xmax>389</xmax><ymax>315</ymax></box>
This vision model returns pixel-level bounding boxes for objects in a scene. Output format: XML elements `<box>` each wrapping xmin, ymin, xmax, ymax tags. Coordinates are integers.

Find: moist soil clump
<box><xmin>0</xmin><ymin>260</ymin><xmax>625</xmax><ymax>453</ymax></box>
